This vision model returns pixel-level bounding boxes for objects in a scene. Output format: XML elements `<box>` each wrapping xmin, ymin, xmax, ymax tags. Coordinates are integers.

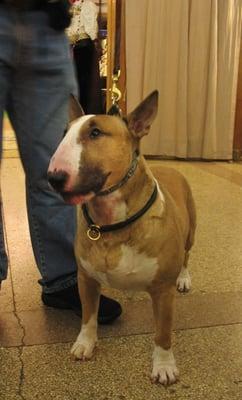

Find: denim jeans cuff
<box><xmin>0</xmin><ymin>261</ymin><xmax>8</xmax><ymax>281</ymax></box>
<box><xmin>40</xmin><ymin>275</ymin><xmax>77</xmax><ymax>294</ymax></box>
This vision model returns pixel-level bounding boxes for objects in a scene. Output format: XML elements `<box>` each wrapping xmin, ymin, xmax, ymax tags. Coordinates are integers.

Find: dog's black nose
<box><xmin>47</xmin><ymin>170</ymin><xmax>68</xmax><ymax>192</ymax></box>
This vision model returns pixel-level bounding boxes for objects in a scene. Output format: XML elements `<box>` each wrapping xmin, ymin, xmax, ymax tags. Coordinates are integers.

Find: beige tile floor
<box><xmin>0</xmin><ymin>120</ymin><xmax>242</xmax><ymax>399</ymax></box>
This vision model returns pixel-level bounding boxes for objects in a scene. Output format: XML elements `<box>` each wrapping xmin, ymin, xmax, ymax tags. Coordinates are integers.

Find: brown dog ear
<box><xmin>126</xmin><ymin>91</ymin><xmax>158</xmax><ymax>138</ymax></box>
<box><xmin>69</xmin><ymin>94</ymin><xmax>85</xmax><ymax>122</ymax></box>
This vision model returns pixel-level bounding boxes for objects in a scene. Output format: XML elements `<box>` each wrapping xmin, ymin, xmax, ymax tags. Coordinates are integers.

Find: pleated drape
<box><xmin>126</xmin><ymin>0</ymin><xmax>242</xmax><ymax>159</ymax></box>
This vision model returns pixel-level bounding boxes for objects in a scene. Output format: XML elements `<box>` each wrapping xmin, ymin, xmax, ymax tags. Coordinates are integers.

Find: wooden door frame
<box><xmin>233</xmin><ymin>32</ymin><xmax>242</xmax><ymax>161</ymax></box>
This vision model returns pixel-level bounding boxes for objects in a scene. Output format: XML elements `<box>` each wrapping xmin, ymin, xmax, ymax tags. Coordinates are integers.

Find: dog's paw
<box><xmin>151</xmin><ymin>364</ymin><xmax>179</xmax><ymax>385</ymax></box>
<box><xmin>176</xmin><ymin>266</ymin><xmax>191</xmax><ymax>293</ymax></box>
<box><xmin>71</xmin><ymin>335</ymin><xmax>97</xmax><ymax>360</ymax></box>
<box><xmin>151</xmin><ymin>346</ymin><xmax>179</xmax><ymax>386</ymax></box>
<box><xmin>71</xmin><ymin>338</ymin><xmax>96</xmax><ymax>360</ymax></box>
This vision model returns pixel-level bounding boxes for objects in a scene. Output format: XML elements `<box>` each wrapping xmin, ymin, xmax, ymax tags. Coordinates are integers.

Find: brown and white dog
<box><xmin>47</xmin><ymin>92</ymin><xmax>196</xmax><ymax>386</ymax></box>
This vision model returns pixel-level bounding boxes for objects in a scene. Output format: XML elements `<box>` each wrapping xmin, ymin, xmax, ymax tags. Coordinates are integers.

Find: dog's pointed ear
<box><xmin>126</xmin><ymin>91</ymin><xmax>158</xmax><ymax>138</ymax></box>
<box><xmin>69</xmin><ymin>94</ymin><xmax>85</xmax><ymax>122</ymax></box>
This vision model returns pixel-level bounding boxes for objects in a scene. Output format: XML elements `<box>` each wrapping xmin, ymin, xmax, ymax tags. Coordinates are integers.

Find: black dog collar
<box><xmin>82</xmin><ymin>184</ymin><xmax>158</xmax><ymax>240</ymax></box>
<box><xmin>96</xmin><ymin>150</ymin><xmax>140</xmax><ymax>197</ymax></box>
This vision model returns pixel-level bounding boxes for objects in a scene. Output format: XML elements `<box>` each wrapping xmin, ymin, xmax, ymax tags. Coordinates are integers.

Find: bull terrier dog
<box><xmin>47</xmin><ymin>91</ymin><xmax>196</xmax><ymax>386</ymax></box>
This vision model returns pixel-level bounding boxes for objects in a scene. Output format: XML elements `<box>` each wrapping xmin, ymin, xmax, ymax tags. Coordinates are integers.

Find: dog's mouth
<box><xmin>61</xmin><ymin>191</ymin><xmax>95</xmax><ymax>205</ymax></box>
<box><xmin>61</xmin><ymin>171</ymin><xmax>110</xmax><ymax>205</ymax></box>
<box><xmin>48</xmin><ymin>167</ymin><xmax>111</xmax><ymax>205</ymax></box>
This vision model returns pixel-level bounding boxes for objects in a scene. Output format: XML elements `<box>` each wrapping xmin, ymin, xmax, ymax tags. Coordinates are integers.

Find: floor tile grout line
<box><xmin>9</xmin><ymin>290</ymin><xmax>27</xmax><ymax>400</ymax></box>
<box><xmin>9</xmin><ymin>293</ymin><xmax>27</xmax><ymax>399</ymax></box>
<box><xmin>1</xmin><ymin>194</ymin><xmax>15</xmax><ymax>308</ymax></box>
<box><xmin>148</xmin><ymin>159</ymin><xmax>242</xmax><ymax>187</ymax></box>
<box><xmin>2</xmin><ymin>321</ymin><xmax>242</xmax><ymax>350</ymax></box>
<box><xmin>2</xmin><ymin>156</ymin><xmax>20</xmax><ymax>159</ymax></box>
<box><xmin>2</xmin><ymin>288</ymin><xmax>242</xmax><ymax>315</ymax></box>
<box><xmin>2</xmin><ymin>135</ymin><xmax>25</xmax><ymax>398</ymax></box>
<box><xmin>191</xmin><ymin>163</ymin><xmax>242</xmax><ymax>187</ymax></box>
<box><xmin>3</xmin><ymin>218</ymin><xmax>27</xmax><ymax>399</ymax></box>
<box><xmin>1</xmin><ymin>286</ymin><xmax>242</xmax><ymax>318</ymax></box>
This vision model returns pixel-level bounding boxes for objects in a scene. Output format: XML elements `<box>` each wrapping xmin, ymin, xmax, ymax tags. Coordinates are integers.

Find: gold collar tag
<box><xmin>87</xmin><ymin>225</ymin><xmax>101</xmax><ymax>241</ymax></box>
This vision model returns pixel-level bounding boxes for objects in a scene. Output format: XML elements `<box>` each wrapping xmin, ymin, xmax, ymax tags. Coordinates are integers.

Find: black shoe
<box><xmin>41</xmin><ymin>284</ymin><xmax>122</xmax><ymax>325</ymax></box>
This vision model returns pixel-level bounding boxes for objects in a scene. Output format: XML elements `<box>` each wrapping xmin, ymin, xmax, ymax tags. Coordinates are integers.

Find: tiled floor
<box><xmin>0</xmin><ymin>121</ymin><xmax>242</xmax><ymax>399</ymax></box>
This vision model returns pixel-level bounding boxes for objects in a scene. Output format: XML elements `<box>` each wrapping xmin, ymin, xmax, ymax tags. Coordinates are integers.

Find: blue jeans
<box><xmin>0</xmin><ymin>5</ymin><xmax>78</xmax><ymax>293</ymax></box>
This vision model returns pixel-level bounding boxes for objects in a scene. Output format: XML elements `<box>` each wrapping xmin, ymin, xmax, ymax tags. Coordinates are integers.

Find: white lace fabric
<box><xmin>66</xmin><ymin>0</ymin><xmax>98</xmax><ymax>43</ymax></box>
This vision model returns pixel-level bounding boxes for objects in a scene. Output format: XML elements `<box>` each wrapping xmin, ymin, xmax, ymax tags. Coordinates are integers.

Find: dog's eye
<box><xmin>89</xmin><ymin>128</ymin><xmax>102</xmax><ymax>139</ymax></box>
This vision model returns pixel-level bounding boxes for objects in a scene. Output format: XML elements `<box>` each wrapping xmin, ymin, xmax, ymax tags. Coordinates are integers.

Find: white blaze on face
<box><xmin>48</xmin><ymin>115</ymin><xmax>94</xmax><ymax>192</ymax></box>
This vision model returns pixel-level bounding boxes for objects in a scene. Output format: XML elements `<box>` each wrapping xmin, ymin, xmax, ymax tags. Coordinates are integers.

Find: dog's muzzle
<box><xmin>47</xmin><ymin>170</ymin><xmax>69</xmax><ymax>193</ymax></box>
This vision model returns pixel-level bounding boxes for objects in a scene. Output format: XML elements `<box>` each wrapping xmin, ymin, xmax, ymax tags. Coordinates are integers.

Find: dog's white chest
<box><xmin>80</xmin><ymin>244</ymin><xmax>159</xmax><ymax>291</ymax></box>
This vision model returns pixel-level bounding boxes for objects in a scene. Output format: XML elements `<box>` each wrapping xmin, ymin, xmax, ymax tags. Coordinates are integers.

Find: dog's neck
<box><xmin>86</xmin><ymin>157</ymin><xmax>155</xmax><ymax>226</ymax></box>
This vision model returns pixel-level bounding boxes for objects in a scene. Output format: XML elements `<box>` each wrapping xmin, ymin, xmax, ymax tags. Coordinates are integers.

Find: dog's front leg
<box><xmin>149</xmin><ymin>284</ymin><xmax>179</xmax><ymax>386</ymax></box>
<box><xmin>71</xmin><ymin>272</ymin><xmax>100</xmax><ymax>360</ymax></box>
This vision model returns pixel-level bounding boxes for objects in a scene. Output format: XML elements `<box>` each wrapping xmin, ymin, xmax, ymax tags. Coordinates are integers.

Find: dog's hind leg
<box><xmin>149</xmin><ymin>284</ymin><xmax>179</xmax><ymax>386</ymax></box>
<box><xmin>176</xmin><ymin>188</ymin><xmax>196</xmax><ymax>293</ymax></box>
<box><xmin>71</xmin><ymin>272</ymin><xmax>100</xmax><ymax>360</ymax></box>
<box><xmin>176</xmin><ymin>251</ymin><xmax>192</xmax><ymax>293</ymax></box>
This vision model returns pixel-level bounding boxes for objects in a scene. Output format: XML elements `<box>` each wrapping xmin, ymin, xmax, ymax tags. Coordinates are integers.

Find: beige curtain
<box><xmin>126</xmin><ymin>0</ymin><xmax>242</xmax><ymax>159</ymax></box>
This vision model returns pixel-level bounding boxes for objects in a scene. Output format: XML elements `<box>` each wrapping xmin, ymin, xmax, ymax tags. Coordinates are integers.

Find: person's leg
<box><xmin>0</xmin><ymin>5</ymin><xmax>15</xmax><ymax>285</ymax></box>
<box><xmin>7</xmin><ymin>10</ymin><xmax>78</xmax><ymax>294</ymax></box>
<box><xmin>5</xmin><ymin>8</ymin><xmax>121</xmax><ymax>322</ymax></box>
<box><xmin>0</xmin><ymin>123</ymin><xmax>8</xmax><ymax>285</ymax></box>
<box><xmin>0</xmin><ymin>187</ymin><xmax>8</xmax><ymax>285</ymax></box>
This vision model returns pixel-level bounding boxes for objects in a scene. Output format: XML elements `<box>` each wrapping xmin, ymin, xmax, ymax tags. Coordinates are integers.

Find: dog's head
<box><xmin>47</xmin><ymin>91</ymin><xmax>158</xmax><ymax>205</ymax></box>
